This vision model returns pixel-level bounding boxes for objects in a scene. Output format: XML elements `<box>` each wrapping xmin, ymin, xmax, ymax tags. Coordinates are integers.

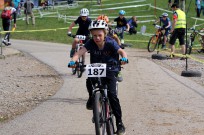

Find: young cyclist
<box><xmin>96</xmin><ymin>14</ymin><xmax>124</xmax><ymax>82</ymax></box>
<box><xmin>68</xmin><ymin>20</ymin><xmax>128</xmax><ymax>135</ymax></box>
<box><xmin>114</xmin><ymin>10</ymin><xmax>130</xmax><ymax>44</ymax></box>
<box><xmin>96</xmin><ymin>14</ymin><xmax>122</xmax><ymax>46</ymax></box>
<box><xmin>67</xmin><ymin>8</ymin><xmax>92</xmax><ymax>57</ymax></box>
<box><xmin>154</xmin><ymin>13</ymin><xmax>172</xmax><ymax>49</ymax></box>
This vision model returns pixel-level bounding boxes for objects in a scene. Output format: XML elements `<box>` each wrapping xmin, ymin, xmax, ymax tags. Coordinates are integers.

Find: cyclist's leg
<box><xmin>106</xmin><ymin>71</ymin><xmax>125</xmax><ymax>134</ymax></box>
<box><xmin>162</xmin><ymin>29</ymin><xmax>169</xmax><ymax>49</ymax></box>
<box><xmin>120</xmin><ymin>27</ymin><xmax>126</xmax><ymax>44</ymax></box>
<box><xmin>86</xmin><ymin>78</ymin><xmax>96</xmax><ymax>110</ymax></box>
<box><xmin>70</xmin><ymin>38</ymin><xmax>79</xmax><ymax>57</ymax></box>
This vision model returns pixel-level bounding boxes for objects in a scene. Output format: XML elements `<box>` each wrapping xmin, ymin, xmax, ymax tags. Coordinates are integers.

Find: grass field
<box><xmin>0</xmin><ymin>0</ymin><xmax>203</xmax><ymax>49</ymax></box>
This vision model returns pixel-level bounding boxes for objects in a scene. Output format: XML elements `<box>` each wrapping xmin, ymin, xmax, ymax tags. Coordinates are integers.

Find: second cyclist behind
<box><xmin>67</xmin><ymin>8</ymin><xmax>92</xmax><ymax>57</ymax></box>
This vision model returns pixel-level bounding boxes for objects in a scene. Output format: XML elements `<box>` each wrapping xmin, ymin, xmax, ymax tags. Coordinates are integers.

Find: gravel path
<box><xmin>0</xmin><ymin>48</ymin><xmax>63</xmax><ymax>122</ymax></box>
<box><xmin>0</xmin><ymin>41</ymin><xmax>204</xmax><ymax>135</ymax></box>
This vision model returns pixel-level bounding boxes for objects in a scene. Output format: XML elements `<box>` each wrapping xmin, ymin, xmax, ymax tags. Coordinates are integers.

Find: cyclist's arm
<box><xmin>126</xmin><ymin>23</ymin><xmax>130</xmax><ymax>31</ymax></box>
<box><xmin>68</xmin><ymin>22</ymin><xmax>76</xmax><ymax>33</ymax></box>
<box><xmin>118</xmin><ymin>48</ymin><xmax>127</xmax><ymax>58</ymax></box>
<box><xmin>71</xmin><ymin>47</ymin><xmax>87</xmax><ymax>62</ymax></box>
<box><xmin>165</xmin><ymin>21</ymin><xmax>171</xmax><ymax>29</ymax></box>
<box><xmin>165</xmin><ymin>18</ymin><xmax>171</xmax><ymax>29</ymax></box>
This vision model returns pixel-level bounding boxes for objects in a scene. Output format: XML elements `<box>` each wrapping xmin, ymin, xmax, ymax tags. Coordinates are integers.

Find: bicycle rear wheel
<box><xmin>77</xmin><ymin>56</ymin><xmax>84</xmax><ymax>78</ymax></box>
<box><xmin>94</xmin><ymin>92</ymin><xmax>106</xmax><ymax>135</ymax></box>
<box><xmin>147</xmin><ymin>35</ymin><xmax>159</xmax><ymax>52</ymax></box>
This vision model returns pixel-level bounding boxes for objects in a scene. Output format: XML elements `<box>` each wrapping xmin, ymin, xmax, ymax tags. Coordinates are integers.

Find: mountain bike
<box><xmin>147</xmin><ymin>24</ymin><xmax>167</xmax><ymax>53</ymax></box>
<box><xmin>68</xmin><ymin>34</ymin><xmax>86</xmax><ymax>78</ymax></box>
<box><xmin>85</xmin><ymin>63</ymin><xmax>119</xmax><ymax>135</ymax></box>
<box><xmin>187</xmin><ymin>27</ymin><xmax>204</xmax><ymax>55</ymax></box>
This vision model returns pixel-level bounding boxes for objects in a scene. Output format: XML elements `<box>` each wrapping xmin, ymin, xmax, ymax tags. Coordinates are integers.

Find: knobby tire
<box><xmin>106</xmin><ymin>102</ymin><xmax>114</xmax><ymax>135</ymax></box>
<box><xmin>148</xmin><ymin>35</ymin><xmax>159</xmax><ymax>52</ymax></box>
<box><xmin>94</xmin><ymin>92</ymin><xmax>106</xmax><ymax>135</ymax></box>
<box><xmin>77</xmin><ymin>55</ymin><xmax>84</xmax><ymax>78</ymax></box>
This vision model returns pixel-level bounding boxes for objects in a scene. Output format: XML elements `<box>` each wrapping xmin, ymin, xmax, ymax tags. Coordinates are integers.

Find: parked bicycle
<box><xmin>68</xmin><ymin>34</ymin><xmax>87</xmax><ymax>78</ymax></box>
<box><xmin>85</xmin><ymin>63</ymin><xmax>121</xmax><ymax>135</ymax></box>
<box><xmin>187</xmin><ymin>26</ymin><xmax>204</xmax><ymax>54</ymax></box>
<box><xmin>147</xmin><ymin>24</ymin><xmax>168</xmax><ymax>53</ymax></box>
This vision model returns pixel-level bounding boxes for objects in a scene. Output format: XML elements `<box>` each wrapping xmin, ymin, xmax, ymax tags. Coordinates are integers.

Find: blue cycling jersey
<box><xmin>84</xmin><ymin>36</ymin><xmax>120</xmax><ymax>71</ymax></box>
<box><xmin>160</xmin><ymin>17</ymin><xmax>172</xmax><ymax>29</ymax></box>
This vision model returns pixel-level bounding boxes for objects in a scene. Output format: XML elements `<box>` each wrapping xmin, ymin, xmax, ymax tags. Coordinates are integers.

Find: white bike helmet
<box><xmin>88</xmin><ymin>20</ymin><xmax>108</xmax><ymax>30</ymax></box>
<box><xmin>162</xmin><ymin>13</ymin><xmax>168</xmax><ymax>17</ymax></box>
<box><xmin>80</xmin><ymin>8</ymin><xmax>89</xmax><ymax>16</ymax></box>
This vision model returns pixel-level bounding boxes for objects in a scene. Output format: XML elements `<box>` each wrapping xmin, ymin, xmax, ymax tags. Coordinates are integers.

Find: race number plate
<box><xmin>76</xmin><ymin>35</ymin><xmax>86</xmax><ymax>40</ymax></box>
<box><xmin>86</xmin><ymin>63</ymin><xmax>106</xmax><ymax>77</ymax></box>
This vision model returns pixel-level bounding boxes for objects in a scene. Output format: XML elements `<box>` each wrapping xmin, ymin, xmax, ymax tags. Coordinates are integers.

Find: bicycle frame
<box><xmin>91</xmin><ymin>77</ymin><xmax>116</xmax><ymax>135</ymax></box>
<box><xmin>69</xmin><ymin>35</ymin><xmax>86</xmax><ymax>78</ymax></box>
<box><xmin>147</xmin><ymin>25</ymin><xmax>165</xmax><ymax>53</ymax></box>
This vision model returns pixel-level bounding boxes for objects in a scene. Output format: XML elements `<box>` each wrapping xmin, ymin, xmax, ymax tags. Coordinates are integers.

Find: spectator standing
<box><xmin>1</xmin><ymin>6</ymin><xmax>17</xmax><ymax>46</ymax></box>
<box><xmin>12</xmin><ymin>0</ymin><xmax>20</xmax><ymax>17</ymax></box>
<box><xmin>200</xmin><ymin>0</ymin><xmax>204</xmax><ymax>16</ymax></box>
<box><xmin>168</xmin><ymin>0</ymin><xmax>172</xmax><ymax>9</ymax></box>
<box><xmin>180</xmin><ymin>0</ymin><xmax>185</xmax><ymax>11</ymax></box>
<box><xmin>195</xmin><ymin>0</ymin><xmax>201</xmax><ymax>17</ymax></box>
<box><xmin>127</xmin><ymin>16</ymin><xmax>138</xmax><ymax>35</ymax></box>
<box><xmin>24</xmin><ymin>0</ymin><xmax>35</xmax><ymax>25</ymax></box>
<box><xmin>174</xmin><ymin>0</ymin><xmax>179</xmax><ymax>5</ymax></box>
<box><xmin>169</xmin><ymin>3</ymin><xmax>186</xmax><ymax>59</ymax></box>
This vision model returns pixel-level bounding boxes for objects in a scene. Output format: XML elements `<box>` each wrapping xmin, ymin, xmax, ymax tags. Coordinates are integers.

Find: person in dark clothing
<box><xmin>68</xmin><ymin>20</ymin><xmax>128</xmax><ymax>135</ymax></box>
<box><xmin>114</xmin><ymin>10</ymin><xmax>130</xmax><ymax>44</ymax></box>
<box><xmin>128</xmin><ymin>16</ymin><xmax>138</xmax><ymax>35</ymax></box>
<box><xmin>67</xmin><ymin>8</ymin><xmax>92</xmax><ymax>57</ymax></box>
<box><xmin>1</xmin><ymin>6</ymin><xmax>17</xmax><ymax>46</ymax></box>
<box><xmin>24</xmin><ymin>0</ymin><xmax>35</xmax><ymax>25</ymax></box>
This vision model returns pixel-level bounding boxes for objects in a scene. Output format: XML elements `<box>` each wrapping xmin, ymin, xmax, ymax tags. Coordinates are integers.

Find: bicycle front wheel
<box><xmin>94</xmin><ymin>92</ymin><xmax>106</xmax><ymax>135</ymax></box>
<box><xmin>77</xmin><ymin>56</ymin><xmax>84</xmax><ymax>78</ymax></box>
<box><xmin>106</xmin><ymin>103</ymin><xmax>115</xmax><ymax>135</ymax></box>
<box><xmin>147</xmin><ymin>35</ymin><xmax>158</xmax><ymax>52</ymax></box>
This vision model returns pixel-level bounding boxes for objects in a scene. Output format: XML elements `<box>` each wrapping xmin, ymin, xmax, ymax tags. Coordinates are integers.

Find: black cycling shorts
<box><xmin>169</xmin><ymin>28</ymin><xmax>185</xmax><ymax>45</ymax></box>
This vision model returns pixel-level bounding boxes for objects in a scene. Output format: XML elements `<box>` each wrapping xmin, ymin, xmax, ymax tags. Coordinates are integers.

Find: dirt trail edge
<box><xmin>0</xmin><ymin>40</ymin><xmax>204</xmax><ymax>135</ymax></box>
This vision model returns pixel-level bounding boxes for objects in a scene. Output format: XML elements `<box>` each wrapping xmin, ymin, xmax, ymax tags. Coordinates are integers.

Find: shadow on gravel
<box><xmin>47</xmin><ymin>98</ymin><xmax>87</xmax><ymax>104</ymax></box>
<box><xmin>160</xmin><ymin>67</ymin><xmax>204</xmax><ymax>98</ymax></box>
<box><xmin>19</xmin><ymin>74</ymin><xmax>60</xmax><ymax>78</ymax></box>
